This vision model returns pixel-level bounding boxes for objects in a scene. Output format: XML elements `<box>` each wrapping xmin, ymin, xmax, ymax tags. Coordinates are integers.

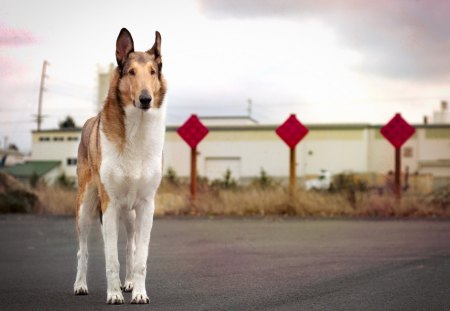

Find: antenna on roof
<box><xmin>247</xmin><ymin>98</ymin><xmax>252</xmax><ymax>118</ymax></box>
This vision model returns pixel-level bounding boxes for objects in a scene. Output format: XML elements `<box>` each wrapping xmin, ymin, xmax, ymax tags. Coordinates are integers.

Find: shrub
<box><xmin>165</xmin><ymin>166</ymin><xmax>179</xmax><ymax>185</ymax></box>
<box><xmin>55</xmin><ymin>173</ymin><xmax>76</xmax><ymax>189</ymax></box>
<box><xmin>29</xmin><ymin>172</ymin><xmax>41</xmax><ymax>188</ymax></box>
<box><xmin>252</xmin><ymin>168</ymin><xmax>277</xmax><ymax>188</ymax></box>
<box><xmin>211</xmin><ymin>169</ymin><xmax>237</xmax><ymax>189</ymax></box>
<box><xmin>0</xmin><ymin>190</ymin><xmax>40</xmax><ymax>213</ymax></box>
<box><xmin>0</xmin><ymin>172</ymin><xmax>41</xmax><ymax>213</ymax></box>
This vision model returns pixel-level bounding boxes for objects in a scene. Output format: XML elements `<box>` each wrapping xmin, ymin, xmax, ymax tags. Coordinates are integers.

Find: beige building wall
<box><xmin>30</xmin><ymin>124</ymin><xmax>450</xmax><ymax>183</ymax></box>
<box><xmin>164</xmin><ymin>126</ymin><xmax>372</xmax><ymax>180</ymax></box>
<box><xmin>301</xmin><ymin>128</ymin><xmax>368</xmax><ymax>176</ymax></box>
<box><xmin>164</xmin><ymin>130</ymin><xmax>289</xmax><ymax>179</ymax></box>
<box><xmin>31</xmin><ymin>130</ymin><xmax>81</xmax><ymax>179</ymax></box>
<box><xmin>368</xmin><ymin>128</ymin><xmax>419</xmax><ymax>174</ymax></box>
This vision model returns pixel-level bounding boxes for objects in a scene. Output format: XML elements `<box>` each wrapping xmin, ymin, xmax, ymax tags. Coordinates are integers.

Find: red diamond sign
<box><xmin>276</xmin><ymin>114</ymin><xmax>309</xmax><ymax>148</ymax></box>
<box><xmin>177</xmin><ymin>114</ymin><xmax>209</xmax><ymax>149</ymax></box>
<box><xmin>380</xmin><ymin>113</ymin><xmax>415</xmax><ymax>149</ymax></box>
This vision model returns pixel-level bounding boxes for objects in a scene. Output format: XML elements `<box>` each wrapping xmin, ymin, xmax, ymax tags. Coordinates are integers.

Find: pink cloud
<box><xmin>0</xmin><ymin>24</ymin><xmax>35</xmax><ymax>46</ymax></box>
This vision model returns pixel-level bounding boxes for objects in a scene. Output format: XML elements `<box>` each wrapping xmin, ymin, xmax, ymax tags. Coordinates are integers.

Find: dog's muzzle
<box><xmin>139</xmin><ymin>92</ymin><xmax>152</xmax><ymax>110</ymax></box>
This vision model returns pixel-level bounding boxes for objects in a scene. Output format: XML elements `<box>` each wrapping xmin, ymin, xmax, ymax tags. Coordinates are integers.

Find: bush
<box><xmin>165</xmin><ymin>166</ymin><xmax>179</xmax><ymax>185</ymax></box>
<box><xmin>211</xmin><ymin>169</ymin><xmax>237</xmax><ymax>189</ymax></box>
<box><xmin>55</xmin><ymin>173</ymin><xmax>76</xmax><ymax>189</ymax></box>
<box><xmin>29</xmin><ymin>172</ymin><xmax>42</xmax><ymax>188</ymax></box>
<box><xmin>252</xmin><ymin>168</ymin><xmax>277</xmax><ymax>189</ymax></box>
<box><xmin>332</xmin><ymin>173</ymin><xmax>367</xmax><ymax>192</ymax></box>
<box><xmin>0</xmin><ymin>190</ymin><xmax>40</xmax><ymax>213</ymax></box>
<box><xmin>428</xmin><ymin>185</ymin><xmax>450</xmax><ymax>209</ymax></box>
<box><xmin>0</xmin><ymin>172</ymin><xmax>41</xmax><ymax>213</ymax></box>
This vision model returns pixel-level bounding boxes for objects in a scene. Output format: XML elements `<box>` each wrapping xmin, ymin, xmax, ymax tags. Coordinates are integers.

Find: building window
<box><xmin>67</xmin><ymin>158</ymin><xmax>77</xmax><ymax>166</ymax></box>
<box><xmin>53</xmin><ymin>137</ymin><xmax>64</xmax><ymax>142</ymax></box>
<box><xmin>68</xmin><ymin>136</ymin><xmax>79</xmax><ymax>141</ymax></box>
<box><xmin>403</xmin><ymin>147</ymin><xmax>413</xmax><ymax>158</ymax></box>
<box><xmin>39</xmin><ymin>137</ymin><xmax>50</xmax><ymax>142</ymax></box>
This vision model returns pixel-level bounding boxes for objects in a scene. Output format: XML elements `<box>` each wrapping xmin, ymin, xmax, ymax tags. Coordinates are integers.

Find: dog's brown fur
<box><xmin>76</xmin><ymin>29</ymin><xmax>167</xmax><ymax>222</ymax></box>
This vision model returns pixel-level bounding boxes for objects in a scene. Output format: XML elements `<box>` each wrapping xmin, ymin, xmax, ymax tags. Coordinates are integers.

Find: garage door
<box><xmin>205</xmin><ymin>157</ymin><xmax>241</xmax><ymax>181</ymax></box>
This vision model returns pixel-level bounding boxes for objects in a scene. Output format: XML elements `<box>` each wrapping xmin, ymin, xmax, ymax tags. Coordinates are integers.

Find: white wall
<box><xmin>32</xmin><ymin>131</ymin><xmax>80</xmax><ymax>179</ymax></box>
<box><xmin>164</xmin><ymin>127</ymin><xmax>371</xmax><ymax>180</ymax></box>
<box><xmin>164</xmin><ymin>130</ymin><xmax>291</xmax><ymax>180</ymax></box>
<box><xmin>368</xmin><ymin>128</ymin><xmax>419</xmax><ymax>174</ymax></box>
<box><xmin>31</xmin><ymin>125</ymin><xmax>450</xmax><ymax>182</ymax></box>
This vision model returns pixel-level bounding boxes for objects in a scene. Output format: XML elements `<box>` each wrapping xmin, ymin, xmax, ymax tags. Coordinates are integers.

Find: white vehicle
<box><xmin>305</xmin><ymin>170</ymin><xmax>332</xmax><ymax>190</ymax></box>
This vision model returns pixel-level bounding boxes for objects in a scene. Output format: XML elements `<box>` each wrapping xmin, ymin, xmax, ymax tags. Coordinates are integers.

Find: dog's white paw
<box><xmin>106</xmin><ymin>291</ymin><xmax>124</xmax><ymax>304</ymax></box>
<box><xmin>131</xmin><ymin>292</ymin><xmax>150</xmax><ymax>304</ymax></box>
<box><xmin>122</xmin><ymin>281</ymin><xmax>133</xmax><ymax>292</ymax></box>
<box><xmin>74</xmin><ymin>283</ymin><xmax>88</xmax><ymax>295</ymax></box>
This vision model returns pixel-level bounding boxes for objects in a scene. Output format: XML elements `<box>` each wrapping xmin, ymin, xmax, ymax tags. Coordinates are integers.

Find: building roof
<box><xmin>167</xmin><ymin>123</ymin><xmax>450</xmax><ymax>132</ymax></box>
<box><xmin>0</xmin><ymin>161</ymin><xmax>61</xmax><ymax>178</ymax></box>
<box><xmin>32</xmin><ymin>123</ymin><xmax>450</xmax><ymax>134</ymax></box>
<box><xmin>0</xmin><ymin>148</ymin><xmax>25</xmax><ymax>157</ymax></box>
<box><xmin>199</xmin><ymin>115</ymin><xmax>259</xmax><ymax>124</ymax></box>
<box><xmin>32</xmin><ymin>128</ymin><xmax>82</xmax><ymax>133</ymax></box>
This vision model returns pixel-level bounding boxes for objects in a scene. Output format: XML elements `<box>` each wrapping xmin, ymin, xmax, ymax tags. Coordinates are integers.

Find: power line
<box><xmin>0</xmin><ymin>120</ymin><xmax>34</xmax><ymax>125</ymax></box>
<box><xmin>49</xmin><ymin>78</ymin><xmax>94</xmax><ymax>90</ymax></box>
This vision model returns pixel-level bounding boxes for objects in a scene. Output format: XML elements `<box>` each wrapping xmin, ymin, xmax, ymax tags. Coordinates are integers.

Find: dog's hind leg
<box><xmin>74</xmin><ymin>183</ymin><xmax>99</xmax><ymax>295</ymax></box>
<box><xmin>121</xmin><ymin>209</ymin><xmax>136</xmax><ymax>292</ymax></box>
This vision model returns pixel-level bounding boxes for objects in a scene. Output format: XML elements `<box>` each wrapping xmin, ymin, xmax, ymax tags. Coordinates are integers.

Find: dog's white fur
<box><xmin>74</xmin><ymin>28</ymin><xmax>166</xmax><ymax>304</ymax></box>
<box><xmin>74</xmin><ymin>101</ymin><xmax>166</xmax><ymax>304</ymax></box>
<box><xmin>100</xmin><ymin>105</ymin><xmax>165</xmax><ymax>303</ymax></box>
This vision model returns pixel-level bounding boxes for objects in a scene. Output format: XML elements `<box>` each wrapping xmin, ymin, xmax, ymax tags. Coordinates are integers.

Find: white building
<box><xmin>433</xmin><ymin>101</ymin><xmax>450</xmax><ymax>124</ymax></box>
<box><xmin>164</xmin><ymin>122</ymin><xmax>450</xmax><ymax>183</ymax></box>
<box><xmin>29</xmin><ymin>118</ymin><xmax>450</xmax><ymax>188</ymax></box>
<box><xmin>31</xmin><ymin>129</ymin><xmax>80</xmax><ymax>180</ymax></box>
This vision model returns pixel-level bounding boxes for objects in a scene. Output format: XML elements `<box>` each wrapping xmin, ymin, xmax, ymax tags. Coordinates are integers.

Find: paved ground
<box><xmin>0</xmin><ymin>214</ymin><xmax>449</xmax><ymax>310</ymax></box>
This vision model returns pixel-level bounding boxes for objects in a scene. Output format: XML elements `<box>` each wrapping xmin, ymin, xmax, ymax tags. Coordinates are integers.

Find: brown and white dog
<box><xmin>73</xmin><ymin>28</ymin><xmax>167</xmax><ymax>304</ymax></box>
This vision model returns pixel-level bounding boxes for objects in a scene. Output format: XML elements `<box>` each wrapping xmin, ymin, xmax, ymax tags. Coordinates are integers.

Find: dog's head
<box><xmin>115</xmin><ymin>28</ymin><xmax>166</xmax><ymax>110</ymax></box>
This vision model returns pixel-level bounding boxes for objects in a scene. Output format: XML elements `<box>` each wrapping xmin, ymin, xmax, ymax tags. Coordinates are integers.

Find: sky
<box><xmin>1</xmin><ymin>0</ymin><xmax>450</xmax><ymax>152</ymax></box>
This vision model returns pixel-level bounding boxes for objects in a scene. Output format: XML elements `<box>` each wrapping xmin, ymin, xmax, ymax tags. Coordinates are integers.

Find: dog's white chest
<box><xmin>100</xmin><ymin>107</ymin><xmax>165</xmax><ymax>207</ymax></box>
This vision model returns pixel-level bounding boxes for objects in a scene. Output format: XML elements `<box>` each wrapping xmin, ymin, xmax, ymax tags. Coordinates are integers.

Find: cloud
<box><xmin>198</xmin><ymin>0</ymin><xmax>450</xmax><ymax>81</ymax></box>
<box><xmin>0</xmin><ymin>24</ymin><xmax>35</xmax><ymax>46</ymax></box>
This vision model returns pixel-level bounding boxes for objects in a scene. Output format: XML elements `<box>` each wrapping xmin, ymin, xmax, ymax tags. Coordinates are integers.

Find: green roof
<box><xmin>0</xmin><ymin>161</ymin><xmax>61</xmax><ymax>178</ymax></box>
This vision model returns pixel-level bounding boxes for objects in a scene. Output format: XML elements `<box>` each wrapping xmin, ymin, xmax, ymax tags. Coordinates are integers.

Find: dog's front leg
<box><xmin>131</xmin><ymin>198</ymin><xmax>155</xmax><ymax>304</ymax></box>
<box><xmin>122</xmin><ymin>209</ymin><xmax>136</xmax><ymax>292</ymax></box>
<box><xmin>102</xmin><ymin>204</ymin><xmax>124</xmax><ymax>304</ymax></box>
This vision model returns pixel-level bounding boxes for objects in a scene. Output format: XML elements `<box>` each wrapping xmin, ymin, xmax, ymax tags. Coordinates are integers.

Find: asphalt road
<box><xmin>0</xmin><ymin>215</ymin><xmax>449</xmax><ymax>311</ymax></box>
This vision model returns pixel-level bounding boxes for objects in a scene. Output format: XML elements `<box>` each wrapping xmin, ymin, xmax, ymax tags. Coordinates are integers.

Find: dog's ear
<box><xmin>116</xmin><ymin>28</ymin><xmax>134</xmax><ymax>69</ymax></box>
<box><xmin>147</xmin><ymin>31</ymin><xmax>162</xmax><ymax>72</ymax></box>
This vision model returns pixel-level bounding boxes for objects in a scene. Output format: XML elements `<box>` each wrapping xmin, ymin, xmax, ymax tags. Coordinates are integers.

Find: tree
<box><xmin>59</xmin><ymin>116</ymin><xmax>76</xmax><ymax>129</ymax></box>
<box><xmin>7</xmin><ymin>143</ymin><xmax>18</xmax><ymax>151</ymax></box>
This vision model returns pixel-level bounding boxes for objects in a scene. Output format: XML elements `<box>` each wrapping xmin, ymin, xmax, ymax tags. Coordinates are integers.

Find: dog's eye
<box><xmin>150</xmin><ymin>69</ymin><xmax>156</xmax><ymax>75</ymax></box>
<box><xmin>128</xmin><ymin>69</ymin><xmax>136</xmax><ymax>76</ymax></box>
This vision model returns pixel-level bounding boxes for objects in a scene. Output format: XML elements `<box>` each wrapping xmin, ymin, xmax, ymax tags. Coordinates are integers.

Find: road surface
<box><xmin>0</xmin><ymin>214</ymin><xmax>449</xmax><ymax>310</ymax></box>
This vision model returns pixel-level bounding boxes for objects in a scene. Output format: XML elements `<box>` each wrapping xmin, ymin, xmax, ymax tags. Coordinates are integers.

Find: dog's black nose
<box><xmin>139</xmin><ymin>95</ymin><xmax>152</xmax><ymax>109</ymax></box>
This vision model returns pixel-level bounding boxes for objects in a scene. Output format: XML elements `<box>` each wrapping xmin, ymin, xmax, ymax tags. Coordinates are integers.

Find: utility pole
<box><xmin>37</xmin><ymin>60</ymin><xmax>49</xmax><ymax>131</ymax></box>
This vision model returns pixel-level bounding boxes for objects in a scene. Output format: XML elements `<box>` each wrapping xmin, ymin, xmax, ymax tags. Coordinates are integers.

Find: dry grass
<box><xmin>29</xmin><ymin>181</ymin><xmax>449</xmax><ymax>218</ymax></box>
<box><xmin>36</xmin><ymin>185</ymin><xmax>77</xmax><ymax>216</ymax></box>
<box><xmin>155</xmin><ymin>182</ymin><xmax>450</xmax><ymax>218</ymax></box>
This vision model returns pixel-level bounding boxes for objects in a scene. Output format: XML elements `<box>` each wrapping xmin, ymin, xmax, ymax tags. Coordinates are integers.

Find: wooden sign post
<box><xmin>289</xmin><ymin>147</ymin><xmax>296</xmax><ymax>194</ymax></box>
<box><xmin>177</xmin><ymin>115</ymin><xmax>209</xmax><ymax>202</ymax></box>
<box><xmin>276</xmin><ymin>114</ymin><xmax>309</xmax><ymax>196</ymax></box>
<box><xmin>380</xmin><ymin>113</ymin><xmax>415</xmax><ymax>200</ymax></box>
<box><xmin>190</xmin><ymin>147</ymin><xmax>197</xmax><ymax>200</ymax></box>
